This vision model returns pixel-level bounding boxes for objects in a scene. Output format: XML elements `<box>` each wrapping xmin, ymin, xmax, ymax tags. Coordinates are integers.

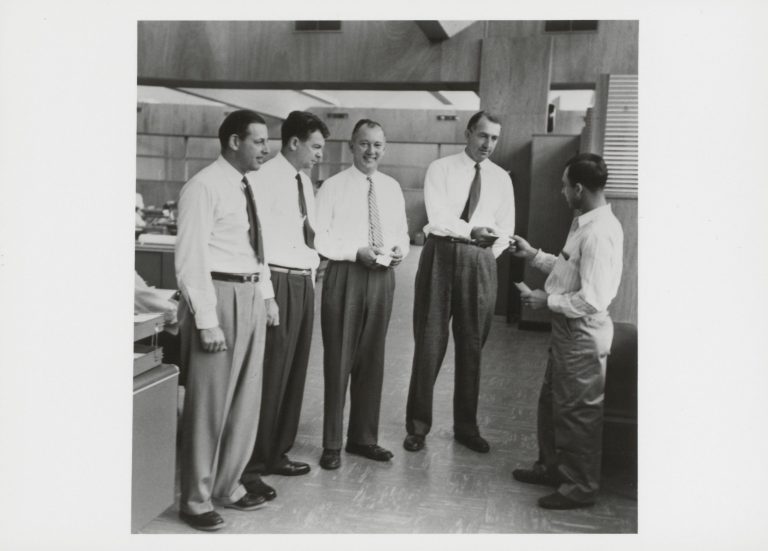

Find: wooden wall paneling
<box><xmin>138</xmin><ymin>21</ymin><xmax>484</xmax><ymax>89</ymax></box>
<box><xmin>136</xmin><ymin>135</ymin><xmax>186</xmax><ymax>157</ymax></box>
<box><xmin>479</xmin><ymin>35</ymin><xmax>553</xmax><ymax>316</ymax></box>
<box><xmin>520</xmin><ymin>135</ymin><xmax>580</xmax><ymax>324</ymax></box>
<box><xmin>607</xmin><ymin>197</ymin><xmax>637</xmax><ymax>325</ymax></box>
<box><xmin>137</xmin><ymin>102</ymin><xmax>283</xmax><ymax>138</ymax></box>
<box><xmin>309</xmin><ymin>107</ymin><xmax>474</xmax><ymax>145</ymax></box>
<box><xmin>550</xmin><ymin>21</ymin><xmax>638</xmax><ymax>84</ymax></box>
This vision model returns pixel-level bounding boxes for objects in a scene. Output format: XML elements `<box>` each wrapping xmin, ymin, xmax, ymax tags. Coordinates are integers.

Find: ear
<box><xmin>289</xmin><ymin>136</ymin><xmax>300</xmax><ymax>151</ymax></box>
<box><xmin>228</xmin><ymin>134</ymin><xmax>240</xmax><ymax>151</ymax></box>
<box><xmin>574</xmin><ymin>182</ymin><xmax>584</xmax><ymax>197</ymax></box>
<box><xmin>464</xmin><ymin>128</ymin><xmax>471</xmax><ymax>141</ymax></box>
<box><xmin>348</xmin><ymin>140</ymin><xmax>354</xmax><ymax>153</ymax></box>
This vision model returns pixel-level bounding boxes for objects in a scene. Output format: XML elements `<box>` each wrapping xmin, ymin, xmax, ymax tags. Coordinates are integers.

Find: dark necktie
<box><xmin>296</xmin><ymin>173</ymin><xmax>315</xmax><ymax>249</ymax></box>
<box><xmin>242</xmin><ymin>177</ymin><xmax>264</xmax><ymax>265</ymax></box>
<box><xmin>367</xmin><ymin>176</ymin><xmax>384</xmax><ymax>248</ymax></box>
<box><xmin>460</xmin><ymin>162</ymin><xmax>481</xmax><ymax>222</ymax></box>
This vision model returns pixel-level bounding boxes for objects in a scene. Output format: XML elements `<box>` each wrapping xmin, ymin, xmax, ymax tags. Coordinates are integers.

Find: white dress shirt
<box><xmin>314</xmin><ymin>165</ymin><xmax>410</xmax><ymax>262</ymax></box>
<box><xmin>248</xmin><ymin>152</ymin><xmax>320</xmax><ymax>271</ymax></box>
<box><xmin>531</xmin><ymin>204</ymin><xmax>624</xmax><ymax>318</ymax></box>
<box><xmin>423</xmin><ymin>151</ymin><xmax>516</xmax><ymax>258</ymax></box>
<box><xmin>175</xmin><ymin>155</ymin><xmax>273</xmax><ymax>330</ymax></box>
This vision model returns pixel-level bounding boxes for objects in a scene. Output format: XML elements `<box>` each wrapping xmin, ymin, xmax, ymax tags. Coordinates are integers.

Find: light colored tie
<box><xmin>367</xmin><ymin>176</ymin><xmax>384</xmax><ymax>248</ymax></box>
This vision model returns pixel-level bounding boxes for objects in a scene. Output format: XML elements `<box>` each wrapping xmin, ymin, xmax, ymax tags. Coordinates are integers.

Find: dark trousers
<box><xmin>321</xmin><ymin>261</ymin><xmax>395</xmax><ymax>450</ymax></box>
<box><xmin>406</xmin><ymin>237</ymin><xmax>497</xmax><ymax>438</ymax></box>
<box><xmin>243</xmin><ymin>270</ymin><xmax>314</xmax><ymax>477</ymax></box>
<box><xmin>536</xmin><ymin>313</ymin><xmax>613</xmax><ymax>503</ymax></box>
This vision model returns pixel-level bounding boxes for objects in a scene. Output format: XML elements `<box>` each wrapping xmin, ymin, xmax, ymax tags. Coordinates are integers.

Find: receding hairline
<box><xmin>350</xmin><ymin>121</ymin><xmax>385</xmax><ymax>141</ymax></box>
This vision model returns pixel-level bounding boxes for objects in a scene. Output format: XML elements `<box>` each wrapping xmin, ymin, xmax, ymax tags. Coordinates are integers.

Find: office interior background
<box><xmin>132</xmin><ymin>19</ymin><xmax>639</xmax><ymax>534</ymax></box>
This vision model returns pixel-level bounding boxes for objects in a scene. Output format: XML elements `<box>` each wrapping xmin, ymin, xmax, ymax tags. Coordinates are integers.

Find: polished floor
<box><xmin>140</xmin><ymin>245</ymin><xmax>638</xmax><ymax>534</ymax></box>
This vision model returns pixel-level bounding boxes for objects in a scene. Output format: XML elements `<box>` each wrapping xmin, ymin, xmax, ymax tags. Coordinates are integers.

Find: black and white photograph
<box><xmin>2</xmin><ymin>1</ymin><xmax>767</xmax><ymax>550</ymax></box>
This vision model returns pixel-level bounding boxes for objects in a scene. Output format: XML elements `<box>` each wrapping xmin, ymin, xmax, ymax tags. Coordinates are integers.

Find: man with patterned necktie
<box><xmin>175</xmin><ymin>109</ymin><xmax>280</xmax><ymax>531</ymax></box>
<box><xmin>241</xmin><ymin>111</ymin><xmax>329</xmax><ymax>495</ymax></box>
<box><xmin>403</xmin><ymin>111</ymin><xmax>516</xmax><ymax>455</ymax></box>
<box><xmin>314</xmin><ymin>119</ymin><xmax>410</xmax><ymax>470</ymax></box>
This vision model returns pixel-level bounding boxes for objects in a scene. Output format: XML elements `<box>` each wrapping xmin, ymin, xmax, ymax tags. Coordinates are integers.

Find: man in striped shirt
<box><xmin>510</xmin><ymin>153</ymin><xmax>624</xmax><ymax>510</ymax></box>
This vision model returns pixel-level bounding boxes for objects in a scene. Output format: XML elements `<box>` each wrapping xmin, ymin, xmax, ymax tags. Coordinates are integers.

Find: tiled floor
<box><xmin>141</xmin><ymin>245</ymin><xmax>637</xmax><ymax>534</ymax></box>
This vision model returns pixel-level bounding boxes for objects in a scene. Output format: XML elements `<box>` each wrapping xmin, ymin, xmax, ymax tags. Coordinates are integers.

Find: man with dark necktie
<box><xmin>241</xmin><ymin>111</ymin><xmax>329</xmax><ymax>494</ymax></box>
<box><xmin>175</xmin><ymin>109</ymin><xmax>279</xmax><ymax>531</ymax></box>
<box><xmin>314</xmin><ymin>119</ymin><xmax>410</xmax><ymax>470</ymax></box>
<box><xmin>403</xmin><ymin>111</ymin><xmax>516</xmax><ymax>455</ymax></box>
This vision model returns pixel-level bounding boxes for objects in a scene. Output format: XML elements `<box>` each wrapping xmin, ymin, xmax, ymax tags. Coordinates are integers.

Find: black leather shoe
<box><xmin>268</xmin><ymin>460</ymin><xmax>310</xmax><ymax>476</ymax></box>
<box><xmin>512</xmin><ymin>468</ymin><xmax>560</xmax><ymax>487</ymax></box>
<box><xmin>538</xmin><ymin>492</ymin><xmax>594</xmax><ymax>510</ymax></box>
<box><xmin>223</xmin><ymin>493</ymin><xmax>267</xmax><ymax>511</ymax></box>
<box><xmin>179</xmin><ymin>510</ymin><xmax>226</xmax><ymax>531</ymax></box>
<box><xmin>454</xmin><ymin>434</ymin><xmax>490</xmax><ymax>453</ymax></box>
<box><xmin>243</xmin><ymin>475</ymin><xmax>277</xmax><ymax>501</ymax></box>
<box><xmin>403</xmin><ymin>434</ymin><xmax>425</xmax><ymax>452</ymax></box>
<box><xmin>320</xmin><ymin>448</ymin><xmax>341</xmax><ymax>470</ymax></box>
<box><xmin>345</xmin><ymin>442</ymin><xmax>394</xmax><ymax>462</ymax></box>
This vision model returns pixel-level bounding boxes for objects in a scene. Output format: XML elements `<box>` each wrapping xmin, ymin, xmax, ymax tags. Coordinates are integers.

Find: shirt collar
<box><xmin>350</xmin><ymin>164</ymin><xmax>377</xmax><ymax>181</ymax></box>
<box><xmin>461</xmin><ymin>150</ymin><xmax>488</xmax><ymax>169</ymax></box>
<box><xmin>275</xmin><ymin>152</ymin><xmax>303</xmax><ymax>178</ymax></box>
<box><xmin>576</xmin><ymin>203</ymin><xmax>612</xmax><ymax>228</ymax></box>
<box><xmin>216</xmin><ymin>155</ymin><xmax>248</xmax><ymax>186</ymax></box>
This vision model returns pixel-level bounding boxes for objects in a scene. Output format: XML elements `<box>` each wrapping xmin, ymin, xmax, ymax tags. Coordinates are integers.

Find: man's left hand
<box><xmin>521</xmin><ymin>289</ymin><xmax>548</xmax><ymax>310</ymax></box>
<box><xmin>265</xmin><ymin>298</ymin><xmax>280</xmax><ymax>326</ymax></box>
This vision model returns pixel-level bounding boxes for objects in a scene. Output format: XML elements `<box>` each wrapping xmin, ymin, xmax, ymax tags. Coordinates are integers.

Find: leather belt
<box><xmin>428</xmin><ymin>234</ymin><xmax>479</xmax><ymax>246</ymax></box>
<box><xmin>269</xmin><ymin>264</ymin><xmax>313</xmax><ymax>277</ymax></box>
<box><xmin>210</xmin><ymin>271</ymin><xmax>260</xmax><ymax>283</ymax></box>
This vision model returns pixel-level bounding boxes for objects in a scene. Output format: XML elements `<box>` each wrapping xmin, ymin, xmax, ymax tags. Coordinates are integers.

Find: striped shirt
<box><xmin>531</xmin><ymin>204</ymin><xmax>623</xmax><ymax>318</ymax></box>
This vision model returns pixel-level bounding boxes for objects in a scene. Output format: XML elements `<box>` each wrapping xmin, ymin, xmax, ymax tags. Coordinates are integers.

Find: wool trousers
<box><xmin>321</xmin><ymin>261</ymin><xmax>395</xmax><ymax>450</ymax></box>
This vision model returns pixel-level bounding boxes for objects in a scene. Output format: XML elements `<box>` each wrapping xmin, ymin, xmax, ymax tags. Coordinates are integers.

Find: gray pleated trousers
<box><xmin>406</xmin><ymin>237</ymin><xmax>497</xmax><ymax>438</ymax></box>
<box><xmin>321</xmin><ymin>261</ymin><xmax>395</xmax><ymax>450</ymax></box>
<box><xmin>178</xmin><ymin>280</ymin><xmax>266</xmax><ymax>515</ymax></box>
<box><xmin>536</xmin><ymin>312</ymin><xmax>613</xmax><ymax>503</ymax></box>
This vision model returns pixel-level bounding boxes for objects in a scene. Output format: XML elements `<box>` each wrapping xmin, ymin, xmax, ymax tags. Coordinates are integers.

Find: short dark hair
<box><xmin>564</xmin><ymin>153</ymin><xmax>609</xmax><ymax>192</ymax></box>
<box><xmin>350</xmin><ymin>118</ymin><xmax>384</xmax><ymax>140</ymax></box>
<box><xmin>281</xmin><ymin>111</ymin><xmax>331</xmax><ymax>147</ymax></box>
<box><xmin>218</xmin><ymin>109</ymin><xmax>267</xmax><ymax>151</ymax></box>
<box><xmin>466</xmin><ymin>110</ymin><xmax>501</xmax><ymax>131</ymax></box>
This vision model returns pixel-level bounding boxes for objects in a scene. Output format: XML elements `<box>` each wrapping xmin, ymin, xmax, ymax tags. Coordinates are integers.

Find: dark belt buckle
<box><xmin>244</xmin><ymin>273</ymin><xmax>259</xmax><ymax>283</ymax></box>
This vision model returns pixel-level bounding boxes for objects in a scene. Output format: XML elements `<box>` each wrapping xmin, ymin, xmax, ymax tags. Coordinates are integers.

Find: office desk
<box><xmin>135</xmin><ymin>243</ymin><xmax>176</xmax><ymax>290</ymax></box>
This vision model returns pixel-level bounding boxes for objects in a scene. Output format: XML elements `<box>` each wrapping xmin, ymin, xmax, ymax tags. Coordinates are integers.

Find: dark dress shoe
<box><xmin>345</xmin><ymin>442</ymin><xmax>394</xmax><ymax>461</ymax></box>
<box><xmin>403</xmin><ymin>434</ymin><xmax>425</xmax><ymax>452</ymax></box>
<box><xmin>243</xmin><ymin>475</ymin><xmax>277</xmax><ymax>501</ymax></box>
<box><xmin>179</xmin><ymin>510</ymin><xmax>226</xmax><ymax>531</ymax></box>
<box><xmin>538</xmin><ymin>491</ymin><xmax>594</xmax><ymax>510</ymax></box>
<box><xmin>223</xmin><ymin>492</ymin><xmax>267</xmax><ymax>511</ymax></box>
<box><xmin>512</xmin><ymin>468</ymin><xmax>560</xmax><ymax>487</ymax></box>
<box><xmin>454</xmin><ymin>434</ymin><xmax>490</xmax><ymax>453</ymax></box>
<box><xmin>320</xmin><ymin>448</ymin><xmax>341</xmax><ymax>470</ymax></box>
<box><xmin>269</xmin><ymin>460</ymin><xmax>310</xmax><ymax>476</ymax></box>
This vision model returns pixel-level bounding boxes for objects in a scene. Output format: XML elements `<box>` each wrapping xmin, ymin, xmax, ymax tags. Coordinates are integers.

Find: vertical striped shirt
<box><xmin>531</xmin><ymin>204</ymin><xmax>623</xmax><ymax>318</ymax></box>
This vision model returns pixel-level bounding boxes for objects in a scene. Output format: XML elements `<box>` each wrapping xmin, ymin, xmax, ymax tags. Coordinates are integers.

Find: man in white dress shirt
<box><xmin>175</xmin><ymin>109</ymin><xmax>279</xmax><ymax>531</ymax></box>
<box><xmin>510</xmin><ymin>153</ymin><xmax>624</xmax><ymax>510</ymax></box>
<box><xmin>314</xmin><ymin>119</ymin><xmax>410</xmax><ymax>470</ymax></box>
<box><xmin>241</xmin><ymin>111</ymin><xmax>329</xmax><ymax>492</ymax></box>
<box><xmin>404</xmin><ymin>111</ymin><xmax>515</xmax><ymax>455</ymax></box>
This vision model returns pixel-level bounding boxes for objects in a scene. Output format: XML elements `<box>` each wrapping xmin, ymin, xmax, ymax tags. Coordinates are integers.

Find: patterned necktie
<box><xmin>242</xmin><ymin>177</ymin><xmax>264</xmax><ymax>265</ymax></box>
<box><xmin>367</xmin><ymin>176</ymin><xmax>384</xmax><ymax>249</ymax></box>
<box><xmin>296</xmin><ymin>173</ymin><xmax>315</xmax><ymax>249</ymax></box>
<box><xmin>460</xmin><ymin>162</ymin><xmax>481</xmax><ymax>222</ymax></box>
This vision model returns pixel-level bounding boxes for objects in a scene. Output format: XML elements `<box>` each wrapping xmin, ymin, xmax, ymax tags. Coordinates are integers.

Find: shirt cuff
<box><xmin>194</xmin><ymin>309</ymin><xmax>219</xmax><ymax>330</ymax></box>
<box><xmin>259</xmin><ymin>279</ymin><xmax>275</xmax><ymax>301</ymax></box>
<box><xmin>546</xmin><ymin>293</ymin><xmax>563</xmax><ymax>314</ymax></box>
